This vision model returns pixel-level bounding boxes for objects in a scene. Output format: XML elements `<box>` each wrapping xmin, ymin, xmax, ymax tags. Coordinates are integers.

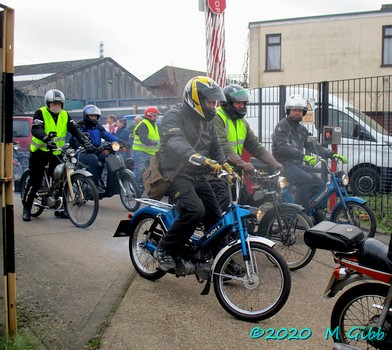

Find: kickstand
<box><xmin>200</xmin><ymin>281</ymin><xmax>211</xmax><ymax>295</ymax></box>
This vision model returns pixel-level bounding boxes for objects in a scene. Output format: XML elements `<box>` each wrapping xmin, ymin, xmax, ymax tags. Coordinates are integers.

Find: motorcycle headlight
<box><xmin>111</xmin><ymin>141</ymin><xmax>120</xmax><ymax>152</ymax></box>
<box><xmin>66</xmin><ymin>148</ymin><xmax>76</xmax><ymax>157</ymax></box>
<box><xmin>277</xmin><ymin>176</ymin><xmax>289</xmax><ymax>189</ymax></box>
<box><xmin>71</xmin><ymin>156</ymin><xmax>77</xmax><ymax>164</ymax></box>
<box><xmin>341</xmin><ymin>174</ymin><xmax>349</xmax><ymax>186</ymax></box>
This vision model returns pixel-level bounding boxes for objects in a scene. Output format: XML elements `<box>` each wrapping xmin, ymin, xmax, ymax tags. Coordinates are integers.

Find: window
<box><xmin>382</xmin><ymin>25</ymin><xmax>392</xmax><ymax>66</ymax></box>
<box><xmin>265</xmin><ymin>34</ymin><xmax>281</xmax><ymax>71</ymax></box>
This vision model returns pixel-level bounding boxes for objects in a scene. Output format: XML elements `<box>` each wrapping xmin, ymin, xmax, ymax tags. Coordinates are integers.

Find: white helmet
<box><xmin>45</xmin><ymin>89</ymin><xmax>66</xmax><ymax>107</ymax></box>
<box><xmin>285</xmin><ymin>94</ymin><xmax>308</xmax><ymax>116</ymax></box>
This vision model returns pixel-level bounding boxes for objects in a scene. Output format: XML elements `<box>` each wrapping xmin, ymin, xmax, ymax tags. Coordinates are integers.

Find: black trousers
<box><xmin>23</xmin><ymin>150</ymin><xmax>60</xmax><ymax>210</ymax></box>
<box><xmin>160</xmin><ymin>174</ymin><xmax>223</xmax><ymax>256</ymax></box>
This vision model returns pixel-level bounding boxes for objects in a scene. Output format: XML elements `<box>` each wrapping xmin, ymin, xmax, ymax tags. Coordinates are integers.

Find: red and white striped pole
<box><xmin>204</xmin><ymin>0</ymin><xmax>227</xmax><ymax>88</ymax></box>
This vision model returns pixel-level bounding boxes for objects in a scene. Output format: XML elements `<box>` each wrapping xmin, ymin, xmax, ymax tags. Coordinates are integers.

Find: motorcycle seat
<box><xmin>304</xmin><ymin>221</ymin><xmax>364</xmax><ymax>252</ymax></box>
<box><xmin>359</xmin><ymin>238</ymin><xmax>392</xmax><ymax>274</ymax></box>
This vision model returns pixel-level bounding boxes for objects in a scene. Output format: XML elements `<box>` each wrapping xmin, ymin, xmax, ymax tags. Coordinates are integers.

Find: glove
<box><xmin>43</xmin><ymin>135</ymin><xmax>56</xmax><ymax>150</ymax></box>
<box><xmin>226</xmin><ymin>153</ymin><xmax>255</xmax><ymax>174</ymax></box>
<box><xmin>332</xmin><ymin>153</ymin><xmax>348</xmax><ymax>164</ymax></box>
<box><xmin>260</xmin><ymin>151</ymin><xmax>284</xmax><ymax>173</ymax></box>
<box><xmin>189</xmin><ymin>154</ymin><xmax>222</xmax><ymax>174</ymax></box>
<box><xmin>303</xmin><ymin>155</ymin><xmax>317</xmax><ymax>167</ymax></box>
<box><xmin>242</xmin><ymin>162</ymin><xmax>255</xmax><ymax>174</ymax></box>
<box><xmin>83</xmin><ymin>141</ymin><xmax>96</xmax><ymax>153</ymax></box>
<box><xmin>222</xmin><ymin>162</ymin><xmax>233</xmax><ymax>173</ymax></box>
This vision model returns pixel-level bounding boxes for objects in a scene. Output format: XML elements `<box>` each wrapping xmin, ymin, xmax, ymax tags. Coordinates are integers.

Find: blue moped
<box><xmin>114</xmin><ymin>172</ymin><xmax>291</xmax><ymax>322</ymax></box>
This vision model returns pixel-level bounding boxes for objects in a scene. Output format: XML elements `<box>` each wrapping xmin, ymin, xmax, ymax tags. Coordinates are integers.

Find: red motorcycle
<box><xmin>304</xmin><ymin>221</ymin><xmax>392</xmax><ymax>350</ymax></box>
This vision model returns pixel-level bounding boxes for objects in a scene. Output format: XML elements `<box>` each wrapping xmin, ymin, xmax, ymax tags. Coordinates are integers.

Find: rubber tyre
<box><xmin>19</xmin><ymin>170</ymin><xmax>44</xmax><ymax>217</ymax></box>
<box><xmin>330</xmin><ymin>283</ymin><xmax>389</xmax><ymax>349</ymax></box>
<box><xmin>330</xmin><ymin>201</ymin><xmax>377</xmax><ymax>237</ymax></box>
<box><xmin>213</xmin><ymin>241</ymin><xmax>291</xmax><ymax>322</ymax></box>
<box><xmin>118</xmin><ymin>172</ymin><xmax>141</xmax><ymax>212</ymax></box>
<box><xmin>350</xmin><ymin>167</ymin><xmax>380</xmax><ymax>196</ymax></box>
<box><xmin>257</xmin><ymin>205</ymin><xmax>315</xmax><ymax>270</ymax></box>
<box><xmin>64</xmin><ymin>174</ymin><xmax>99</xmax><ymax>228</ymax></box>
<box><xmin>129</xmin><ymin>214</ymin><xmax>166</xmax><ymax>281</ymax></box>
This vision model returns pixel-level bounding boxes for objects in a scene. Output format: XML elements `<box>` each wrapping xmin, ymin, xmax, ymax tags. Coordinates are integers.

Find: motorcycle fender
<box><xmin>113</xmin><ymin>206</ymin><xmax>172</xmax><ymax>237</ymax></box>
<box><xmin>324</xmin><ymin>272</ymin><xmax>371</xmax><ymax>298</ymax></box>
<box><xmin>210</xmin><ymin>236</ymin><xmax>275</xmax><ymax>279</ymax></box>
<box><xmin>71</xmin><ymin>169</ymin><xmax>93</xmax><ymax>178</ymax></box>
<box><xmin>330</xmin><ymin>198</ymin><xmax>366</xmax><ymax>218</ymax></box>
<box><xmin>277</xmin><ymin>203</ymin><xmax>306</xmax><ymax>213</ymax></box>
<box><xmin>116</xmin><ymin>168</ymin><xmax>136</xmax><ymax>180</ymax></box>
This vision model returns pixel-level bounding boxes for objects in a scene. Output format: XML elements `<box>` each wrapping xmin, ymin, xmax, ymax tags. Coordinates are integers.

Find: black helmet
<box><xmin>83</xmin><ymin>104</ymin><xmax>101</xmax><ymax>127</ymax></box>
<box><xmin>183</xmin><ymin>76</ymin><xmax>226</xmax><ymax>121</ymax></box>
<box><xmin>220</xmin><ymin>84</ymin><xmax>250</xmax><ymax>119</ymax></box>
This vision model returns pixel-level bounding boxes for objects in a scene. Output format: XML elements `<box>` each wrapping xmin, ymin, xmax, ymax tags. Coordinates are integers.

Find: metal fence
<box><xmin>246</xmin><ymin>76</ymin><xmax>392</xmax><ymax>214</ymax></box>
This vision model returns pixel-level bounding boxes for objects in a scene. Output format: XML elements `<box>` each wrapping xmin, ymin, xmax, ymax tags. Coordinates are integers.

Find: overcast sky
<box><xmin>3</xmin><ymin>0</ymin><xmax>386</xmax><ymax>80</ymax></box>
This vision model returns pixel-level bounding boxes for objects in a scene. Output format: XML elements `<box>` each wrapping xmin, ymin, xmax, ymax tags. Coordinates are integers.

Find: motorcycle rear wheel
<box><xmin>64</xmin><ymin>174</ymin><xmax>99</xmax><ymax>228</ymax></box>
<box><xmin>129</xmin><ymin>214</ymin><xmax>166</xmax><ymax>280</ymax></box>
<box><xmin>330</xmin><ymin>283</ymin><xmax>390</xmax><ymax>350</ymax></box>
<box><xmin>118</xmin><ymin>172</ymin><xmax>141</xmax><ymax>212</ymax></box>
<box><xmin>330</xmin><ymin>202</ymin><xmax>377</xmax><ymax>238</ymax></box>
<box><xmin>19</xmin><ymin>170</ymin><xmax>44</xmax><ymax>217</ymax></box>
<box><xmin>213</xmin><ymin>241</ymin><xmax>291</xmax><ymax>322</ymax></box>
<box><xmin>257</xmin><ymin>205</ymin><xmax>315</xmax><ymax>270</ymax></box>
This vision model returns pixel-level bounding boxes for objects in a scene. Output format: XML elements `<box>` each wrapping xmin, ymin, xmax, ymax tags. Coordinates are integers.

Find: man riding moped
<box><xmin>271</xmin><ymin>94</ymin><xmax>347</xmax><ymax>223</ymax></box>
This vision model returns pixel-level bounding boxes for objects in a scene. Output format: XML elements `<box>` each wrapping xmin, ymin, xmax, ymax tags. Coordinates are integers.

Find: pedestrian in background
<box><xmin>104</xmin><ymin>114</ymin><xmax>117</xmax><ymax>134</ymax></box>
<box><xmin>132</xmin><ymin>107</ymin><xmax>160</xmax><ymax>190</ymax></box>
<box><xmin>115</xmin><ymin>118</ymin><xmax>131</xmax><ymax>157</ymax></box>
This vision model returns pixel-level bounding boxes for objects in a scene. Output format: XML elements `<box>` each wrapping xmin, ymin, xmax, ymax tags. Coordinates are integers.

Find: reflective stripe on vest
<box><xmin>132</xmin><ymin>119</ymin><xmax>160</xmax><ymax>155</ymax></box>
<box><xmin>30</xmin><ymin>107</ymin><xmax>68</xmax><ymax>154</ymax></box>
<box><xmin>216</xmin><ymin>107</ymin><xmax>247</xmax><ymax>156</ymax></box>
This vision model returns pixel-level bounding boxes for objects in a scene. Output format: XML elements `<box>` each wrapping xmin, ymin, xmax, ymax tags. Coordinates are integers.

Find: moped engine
<box><xmin>47</xmin><ymin>195</ymin><xmax>62</xmax><ymax>210</ymax></box>
<box><xmin>175</xmin><ymin>258</ymin><xmax>195</xmax><ymax>277</ymax></box>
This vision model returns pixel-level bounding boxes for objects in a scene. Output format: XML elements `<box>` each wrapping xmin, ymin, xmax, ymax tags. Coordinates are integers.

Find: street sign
<box><xmin>208</xmin><ymin>0</ymin><xmax>226</xmax><ymax>14</ymax></box>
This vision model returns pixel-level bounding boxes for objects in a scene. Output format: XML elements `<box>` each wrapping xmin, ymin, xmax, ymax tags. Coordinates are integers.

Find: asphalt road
<box><xmin>13</xmin><ymin>192</ymin><xmax>389</xmax><ymax>349</ymax></box>
<box><xmin>14</xmin><ymin>193</ymin><xmax>134</xmax><ymax>349</ymax></box>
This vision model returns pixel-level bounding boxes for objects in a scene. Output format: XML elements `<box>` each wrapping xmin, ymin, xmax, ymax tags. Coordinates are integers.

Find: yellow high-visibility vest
<box><xmin>30</xmin><ymin>107</ymin><xmax>68</xmax><ymax>155</ymax></box>
<box><xmin>132</xmin><ymin>119</ymin><xmax>160</xmax><ymax>155</ymax></box>
<box><xmin>216</xmin><ymin>107</ymin><xmax>247</xmax><ymax>156</ymax></box>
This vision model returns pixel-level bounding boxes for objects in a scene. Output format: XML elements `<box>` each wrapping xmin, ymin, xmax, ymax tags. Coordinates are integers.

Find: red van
<box><xmin>13</xmin><ymin>116</ymin><xmax>33</xmax><ymax>151</ymax></box>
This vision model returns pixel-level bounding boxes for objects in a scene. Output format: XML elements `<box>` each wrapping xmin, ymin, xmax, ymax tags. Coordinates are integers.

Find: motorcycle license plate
<box><xmin>113</xmin><ymin>219</ymin><xmax>131</xmax><ymax>237</ymax></box>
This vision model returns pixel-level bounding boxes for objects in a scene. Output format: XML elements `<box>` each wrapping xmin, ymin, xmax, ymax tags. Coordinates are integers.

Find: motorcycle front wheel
<box><xmin>64</xmin><ymin>174</ymin><xmax>99</xmax><ymax>228</ymax></box>
<box><xmin>330</xmin><ymin>283</ymin><xmax>390</xmax><ymax>350</ymax></box>
<box><xmin>257</xmin><ymin>205</ymin><xmax>315</xmax><ymax>270</ymax></box>
<box><xmin>330</xmin><ymin>201</ymin><xmax>377</xmax><ymax>238</ymax></box>
<box><xmin>129</xmin><ymin>214</ymin><xmax>166</xmax><ymax>281</ymax></box>
<box><xmin>117</xmin><ymin>172</ymin><xmax>141</xmax><ymax>212</ymax></box>
<box><xmin>213</xmin><ymin>241</ymin><xmax>291</xmax><ymax>322</ymax></box>
<box><xmin>19</xmin><ymin>170</ymin><xmax>44</xmax><ymax>217</ymax></box>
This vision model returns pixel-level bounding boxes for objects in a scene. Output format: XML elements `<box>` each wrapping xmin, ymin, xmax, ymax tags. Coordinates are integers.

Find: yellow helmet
<box><xmin>183</xmin><ymin>76</ymin><xmax>226</xmax><ymax>121</ymax></box>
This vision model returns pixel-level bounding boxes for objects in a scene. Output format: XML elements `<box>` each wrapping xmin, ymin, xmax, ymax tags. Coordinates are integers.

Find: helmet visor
<box><xmin>230</xmin><ymin>89</ymin><xmax>250</xmax><ymax>102</ymax></box>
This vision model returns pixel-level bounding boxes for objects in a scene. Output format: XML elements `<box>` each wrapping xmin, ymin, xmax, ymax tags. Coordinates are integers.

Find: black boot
<box><xmin>22</xmin><ymin>186</ymin><xmax>35</xmax><ymax>222</ymax></box>
<box><xmin>22</xmin><ymin>207</ymin><xmax>31</xmax><ymax>222</ymax></box>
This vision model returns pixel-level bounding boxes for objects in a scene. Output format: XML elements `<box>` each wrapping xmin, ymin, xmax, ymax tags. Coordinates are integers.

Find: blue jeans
<box><xmin>78</xmin><ymin>151</ymin><xmax>107</xmax><ymax>185</ymax></box>
<box><xmin>133</xmin><ymin>150</ymin><xmax>151</xmax><ymax>188</ymax></box>
<box><xmin>283</xmin><ymin>163</ymin><xmax>325</xmax><ymax>208</ymax></box>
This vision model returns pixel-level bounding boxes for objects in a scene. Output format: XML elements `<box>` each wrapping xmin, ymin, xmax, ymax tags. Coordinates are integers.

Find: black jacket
<box><xmin>272</xmin><ymin>117</ymin><xmax>333</xmax><ymax>164</ymax></box>
<box><xmin>159</xmin><ymin>103</ymin><xmax>226</xmax><ymax>175</ymax></box>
